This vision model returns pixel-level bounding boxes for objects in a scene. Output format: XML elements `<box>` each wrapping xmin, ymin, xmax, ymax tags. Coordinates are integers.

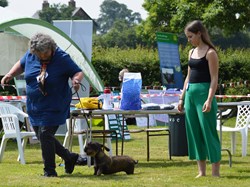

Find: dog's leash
<box><xmin>75</xmin><ymin>91</ymin><xmax>84</xmax><ymax>109</ymax></box>
<box><xmin>73</xmin><ymin>86</ymin><xmax>95</xmax><ymax>167</ymax></box>
<box><xmin>59</xmin><ymin>84</ymin><xmax>86</xmax><ymax>167</ymax></box>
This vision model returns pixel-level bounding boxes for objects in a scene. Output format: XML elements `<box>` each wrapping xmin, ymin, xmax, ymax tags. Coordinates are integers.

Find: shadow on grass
<box><xmin>237</xmin><ymin>169</ymin><xmax>250</xmax><ymax>173</ymax></box>
<box><xmin>138</xmin><ymin>160</ymin><xmax>196</xmax><ymax>168</ymax></box>
<box><xmin>59</xmin><ymin>171</ymin><xmax>136</xmax><ymax>180</ymax></box>
<box><xmin>220</xmin><ymin>159</ymin><xmax>250</xmax><ymax>166</ymax></box>
<box><xmin>137</xmin><ymin>158</ymin><xmax>250</xmax><ymax>168</ymax></box>
<box><xmin>221</xmin><ymin>175</ymin><xmax>250</xmax><ymax>179</ymax></box>
<box><xmin>26</xmin><ymin>160</ymin><xmax>44</xmax><ymax>164</ymax></box>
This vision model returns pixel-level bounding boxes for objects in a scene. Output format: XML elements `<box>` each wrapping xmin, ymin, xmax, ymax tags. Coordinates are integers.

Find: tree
<box><xmin>94</xmin><ymin>0</ymin><xmax>144</xmax><ymax>48</ymax></box>
<box><xmin>39</xmin><ymin>3</ymin><xmax>79</xmax><ymax>23</ymax></box>
<box><xmin>0</xmin><ymin>0</ymin><xmax>8</xmax><ymax>7</ymax></box>
<box><xmin>96</xmin><ymin>0</ymin><xmax>142</xmax><ymax>34</ymax></box>
<box><xmin>202</xmin><ymin>0</ymin><xmax>250</xmax><ymax>34</ymax></box>
<box><xmin>137</xmin><ymin>0</ymin><xmax>250</xmax><ymax>46</ymax></box>
<box><xmin>93</xmin><ymin>20</ymin><xmax>139</xmax><ymax>49</ymax></box>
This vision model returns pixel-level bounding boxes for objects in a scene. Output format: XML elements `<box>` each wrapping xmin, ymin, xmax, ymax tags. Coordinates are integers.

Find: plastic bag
<box><xmin>75</xmin><ymin>97</ymin><xmax>102</xmax><ymax>109</ymax></box>
<box><xmin>120</xmin><ymin>72</ymin><xmax>142</xmax><ymax>110</ymax></box>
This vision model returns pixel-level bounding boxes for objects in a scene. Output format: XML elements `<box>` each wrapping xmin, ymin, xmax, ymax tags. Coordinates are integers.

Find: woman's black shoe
<box><xmin>65</xmin><ymin>153</ymin><xmax>79</xmax><ymax>174</ymax></box>
<box><xmin>43</xmin><ymin>172</ymin><xmax>58</xmax><ymax>177</ymax></box>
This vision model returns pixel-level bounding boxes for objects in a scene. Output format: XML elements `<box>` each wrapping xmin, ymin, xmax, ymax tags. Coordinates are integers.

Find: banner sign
<box><xmin>156</xmin><ymin>32</ymin><xmax>183</xmax><ymax>89</ymax></box>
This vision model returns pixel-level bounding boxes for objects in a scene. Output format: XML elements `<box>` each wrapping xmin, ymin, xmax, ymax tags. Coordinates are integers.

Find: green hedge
<box><xmin>219</xmin><ymin>48</ymin><xmax>250</xmax><ymax>81</ymax></box>
<box><xmin>1</xmin><ymin>47</ymin><xmax>249</xmax><ymax>97</ymax></box>
<box><xmin>218</xmin><ymin>48</ymin><xmax>250</xmax><ymax>100</ymax></box>
<box><xmin>92</xmin><ymin>46</ymin><xmax>160</xmax><ymax>87</ymax></box>
<box><xmin>92</xmin><ymin>46</ymin><xmax>250</xmax><ymax>96</ymax></box>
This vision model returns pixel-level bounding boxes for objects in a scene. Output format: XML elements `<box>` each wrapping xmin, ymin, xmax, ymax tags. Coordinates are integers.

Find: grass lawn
<box><xmin>0</xmin><ymin>117</ymin><xmax>250</xmax><ymax>187</ymax></box>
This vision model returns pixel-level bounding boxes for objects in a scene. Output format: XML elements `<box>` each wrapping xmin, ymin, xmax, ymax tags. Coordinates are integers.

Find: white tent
<box><xmin>0</xmin><ymin>7</ymin><xmax>104</xmax><ymax>92</ymax></box>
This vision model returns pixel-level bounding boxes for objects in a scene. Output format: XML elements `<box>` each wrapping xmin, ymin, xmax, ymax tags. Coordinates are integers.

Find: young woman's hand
<box><xmin>202</xmin><ymin>100</ymin><xmax>211</xmax><ymax>112</ymax></box>
<box><xmin>177</xmin><ymin>100</ymin><xmax>184</xmax><ymax>112</ymax></box>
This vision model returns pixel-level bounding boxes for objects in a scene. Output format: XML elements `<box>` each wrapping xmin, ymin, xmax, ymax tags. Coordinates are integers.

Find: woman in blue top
<box><xmin>1</xmin><ymin>33</ymin><xmax>84</xmax><ymax>177</ymax></box>
<box><xmin>178</xmin><ymin>20</ymin><xmax>221</xmax><ymax>178</ymax></box>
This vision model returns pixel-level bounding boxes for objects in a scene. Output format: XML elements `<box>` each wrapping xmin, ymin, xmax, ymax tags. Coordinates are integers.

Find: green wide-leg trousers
<box><xmin>184</xmin><ymin>83</ymin><xmax>221</xmax><ymax>163</ymax></box>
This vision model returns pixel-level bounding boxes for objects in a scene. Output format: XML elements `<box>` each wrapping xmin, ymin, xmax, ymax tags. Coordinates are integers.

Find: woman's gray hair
<box><xmin>29</xmin><ymin>33</ymin><xmax>57</xmax><ymax>54</ymax></box>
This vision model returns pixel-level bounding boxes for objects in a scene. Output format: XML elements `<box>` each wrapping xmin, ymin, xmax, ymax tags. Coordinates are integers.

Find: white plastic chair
<box><xmin>63</xmin><ymin>118</ymin><xmax>87</xmax><ymax>155</ymax></box>
<box><xmin>63</xmin><ymin>116</ymin><xmax>119</xmax><ymax>157</ymax></box>
<box><xmin>217</xmin><ymin>104</ymin><xmax>250</xmax><ymax>156</ymax></box>
<box><xmin>0</xmin><ymin>103</ymin><xmax>36</xmax><ymax>164</ymax></box>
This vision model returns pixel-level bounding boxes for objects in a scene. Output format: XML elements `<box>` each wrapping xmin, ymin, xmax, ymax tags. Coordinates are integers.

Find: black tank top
<box><xmin>188</xmin><ymin>49</ymin><xmax>211</xmax><ymax>83</ymax></box>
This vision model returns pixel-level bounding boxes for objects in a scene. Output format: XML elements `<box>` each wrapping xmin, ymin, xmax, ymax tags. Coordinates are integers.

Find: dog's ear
<box><xmin>101</xmin><ymin>144</ymin><xmax>110</xmax><ymax>152</ymax></box>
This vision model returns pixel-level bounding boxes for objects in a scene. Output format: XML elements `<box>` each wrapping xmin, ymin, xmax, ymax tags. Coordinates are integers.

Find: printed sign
<box><xmin>156</xmin><ymin>32</ymin><xmax>183</xmax><ymax>89</ymax></box>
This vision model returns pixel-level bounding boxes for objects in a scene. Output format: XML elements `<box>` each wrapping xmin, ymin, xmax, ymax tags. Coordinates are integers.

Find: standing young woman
<box><xmin>178</xmin><ymin>20</ymin><xmax>221</xmax><ymax>178</ymax></box>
